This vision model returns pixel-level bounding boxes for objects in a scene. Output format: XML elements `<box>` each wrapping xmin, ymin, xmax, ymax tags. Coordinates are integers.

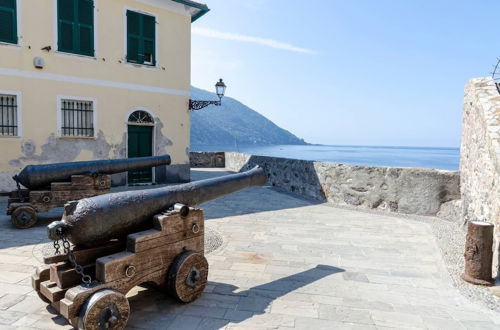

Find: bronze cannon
<box><xmin>7</xmin><ymin>155</ymin><xmax>171</xmax><ymax>228</ymax></box>
<box><xmin>13</xmin><ymin>155</ymin><xmax>171</xmax><ymax>190</ymax></box>
<box><xmin>48</xmin><ymin>166</ymin><xmax>267</xmax><ymax>246</ymax></box>
<box><xmin>33</xmin><ymin>167</ymin><xmax>267</xmax><ymax>329</ymax></box>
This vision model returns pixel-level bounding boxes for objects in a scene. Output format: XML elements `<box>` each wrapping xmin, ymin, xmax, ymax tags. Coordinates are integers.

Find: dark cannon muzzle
<box><xmin>13</xmin><ymin>155</ymin><xmax>171</xmax><ymax>190</ymax></box>
<box><xmin>47</xmin><ymin>166</ymin><xmax>267</xmax><ymax>246</ymax></box>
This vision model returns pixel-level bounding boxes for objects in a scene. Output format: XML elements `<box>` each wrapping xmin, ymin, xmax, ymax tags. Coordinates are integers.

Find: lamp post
<box><xmin>189</xmin><ymin>79</ymin><xmax>227</xmax><ymax>110</ymax></box>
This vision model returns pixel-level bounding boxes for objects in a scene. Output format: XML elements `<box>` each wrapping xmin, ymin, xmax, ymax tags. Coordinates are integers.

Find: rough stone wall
<box><xmin>461</xmin><ymin>78</ymin><xmax>500</xmax><ymax>223</ymax></box>
<box><xmin>461</xmin><ymin>77</ymin><xmax>500</xmax><ymax>275</ymax></box>
<box><xmin>199</xmin><ymin>152</ymin><xmax>460</xmax><ymax>216</ymax></box>
<box><xmin>190</xmin><ymin>152</ymin><xmax>225</xmax><ymax>168</ymax></box>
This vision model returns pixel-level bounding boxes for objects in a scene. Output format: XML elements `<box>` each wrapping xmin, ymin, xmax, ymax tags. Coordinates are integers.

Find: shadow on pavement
<box><xmin>127</xmin><ymin>265</ymin><xmax>344</xmax><ymax>329</ymax></box>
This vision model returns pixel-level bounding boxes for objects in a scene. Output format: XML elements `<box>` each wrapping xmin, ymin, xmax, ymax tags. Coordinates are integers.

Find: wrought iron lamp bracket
<box><xmin>189</xmin><ymin>99</ymin><xmax>222</xmax><ymax>111</ymax></box>
<box><xmin>189</xmin><ymin>78</ymin><xmax>226</xmax><ymax>110</ymax></box>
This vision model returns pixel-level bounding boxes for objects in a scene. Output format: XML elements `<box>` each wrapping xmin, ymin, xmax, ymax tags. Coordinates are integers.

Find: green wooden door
<box><xmin>128</xmin><ymin>125</ymin><xmax>153</xmax><ymax>184</ymax></box>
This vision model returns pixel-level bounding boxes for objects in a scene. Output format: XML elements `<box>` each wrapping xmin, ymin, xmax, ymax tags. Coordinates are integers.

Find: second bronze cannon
<box><xmin>7</xmin><ymin>155</ymin><xmax>171</xmax><ymax>228</ymax></box>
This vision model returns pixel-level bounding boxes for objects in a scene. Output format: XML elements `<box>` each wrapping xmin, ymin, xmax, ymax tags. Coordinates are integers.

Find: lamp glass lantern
<box><xmin>215</xmin><ymin>79</ymin><xmax>227</xmax><ymax>101</ymax></box>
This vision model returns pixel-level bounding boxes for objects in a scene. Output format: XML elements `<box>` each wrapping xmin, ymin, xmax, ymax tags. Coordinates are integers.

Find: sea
<box><xmin>191</xmin><ymin>144</ymin><xmax>460</xmax><ymax>171</ymax></box>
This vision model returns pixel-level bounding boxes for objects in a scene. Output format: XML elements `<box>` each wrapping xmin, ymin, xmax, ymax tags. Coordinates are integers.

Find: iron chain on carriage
<box><xmin>53</xmin><ymin>230</ymin><xmax>92</xmax><ymax>285</ymax></box>
<box><xmin>53</xmin><ymin>239</ymin><xmax>61</xmax><ymax>255</ymax></box>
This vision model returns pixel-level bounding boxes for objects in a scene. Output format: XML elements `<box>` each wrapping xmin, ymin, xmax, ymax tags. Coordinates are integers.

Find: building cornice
<box><xmin>136</xmin><ymin>0</ymin><xmax>209</xmax><ymax>22</ymax></box>
<box><xmin>170</xmin><ymin>0</ymin><xmax>209</xmax><ymax>22</ymax></box>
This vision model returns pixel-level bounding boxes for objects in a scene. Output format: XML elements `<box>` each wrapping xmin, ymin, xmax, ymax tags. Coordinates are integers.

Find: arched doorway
<box><xmin>127</xmin><ymin>110</ymin><xmax>154</xmax><ymax>184</ymax></box>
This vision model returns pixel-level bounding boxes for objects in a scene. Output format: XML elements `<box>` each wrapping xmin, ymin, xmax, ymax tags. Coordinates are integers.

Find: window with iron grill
<box><xmin>0</xmin><ymin>94</ymin><xmax>18</xmax><ymax>136</ymax></box>
<box><xmin>61</xmin><ymin>99</ymin><xmax>94</xmax><ymax>137</ymax></box>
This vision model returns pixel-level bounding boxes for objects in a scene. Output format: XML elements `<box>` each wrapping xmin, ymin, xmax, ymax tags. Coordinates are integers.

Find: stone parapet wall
<box><xmin>225</xmin><ymin>153</ymin><xmax>460</xmax><ymax>216</ymax></box>
<box><xmin>190</xmin><ymin>151</ymin><xmax>460</xmax><ymax>216</ymax></box>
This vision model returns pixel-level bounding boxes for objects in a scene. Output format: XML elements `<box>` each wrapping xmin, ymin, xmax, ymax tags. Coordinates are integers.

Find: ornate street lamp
<box><xmin>189</xmin><ymin>79</ymin><xmax>227</xmax><ymax>110</ymax></box>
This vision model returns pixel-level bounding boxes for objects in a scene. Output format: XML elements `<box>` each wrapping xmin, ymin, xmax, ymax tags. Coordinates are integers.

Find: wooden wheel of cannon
<box><xmin>167</xmin><ymin>251</ymin><xmax>208</xmax><ymax>303</ymax></box>
<box><xmin>78</xmin><ymin>290</ymin><xmax>130</xmax><ymax>330</ymax></box>
<box><xmin>11</xmin><ymin>205</ymin><xmax>38</xmax><ymax>229</ymax></box>
<box><xmin>32</xmin><ymin>208</ymin><xmax>206</xmax><ymax>329</ymax></box>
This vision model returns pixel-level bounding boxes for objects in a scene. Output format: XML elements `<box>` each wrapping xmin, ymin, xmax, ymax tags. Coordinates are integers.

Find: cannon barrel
<box><xmin>13</xmin><ymin>155</ymin><xmax>171</xmax><ymax>190</ymax></box>
<box><xmin>48</xmin><ymin>166</ymin><xmax>267</xmax><ymax>246</ymax></box>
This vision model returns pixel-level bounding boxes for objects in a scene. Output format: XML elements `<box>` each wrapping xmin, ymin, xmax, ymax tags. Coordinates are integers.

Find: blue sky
<box><xmin>191</xmin><ymin>0</ymin><xmax>500</xmax><ymax>147</ymax></box>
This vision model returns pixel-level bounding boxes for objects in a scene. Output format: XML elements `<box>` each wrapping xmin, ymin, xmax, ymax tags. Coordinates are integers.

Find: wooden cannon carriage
<box><xmin>7</xmin><ymin>174</ymin><xmax>111</xmax><ymax>229</ymax></box>
<box><xmin>32</xmin><ymin>208</ymin><xmax>207</xmax><ymax>329</ymax></box>
<box><xmin>31</xmin><ymin>166</ymin><xmax>266</xmax><ymax>329</ymax></box>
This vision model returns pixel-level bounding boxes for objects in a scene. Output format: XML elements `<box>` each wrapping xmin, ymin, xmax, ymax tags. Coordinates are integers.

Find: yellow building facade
<box><xmin>0</xmin><ymin>0</ymin><xmax>209</xmax><ymax>191</ymax></box>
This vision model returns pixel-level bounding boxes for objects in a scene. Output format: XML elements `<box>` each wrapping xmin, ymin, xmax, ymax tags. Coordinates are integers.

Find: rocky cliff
<box><xmin>190</xmin><ymin>87</ymin><xmax>307</xmax><ymax>146</ymax></box>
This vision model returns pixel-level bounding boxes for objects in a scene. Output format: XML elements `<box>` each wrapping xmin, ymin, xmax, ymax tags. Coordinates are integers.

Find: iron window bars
<box><xmin>61</xmin><ymin>99</ymin><xmax>94</xmax><ymax>137</ymax></box>
<box><xmin>128</xmin><ymin>110</ymin><xmax>154</xmax><ymax>125</ymax></box>
<box><xmin>0</xmin><ymin>94</ymin><xmax>18</xmax><ymax>136</ymax></box>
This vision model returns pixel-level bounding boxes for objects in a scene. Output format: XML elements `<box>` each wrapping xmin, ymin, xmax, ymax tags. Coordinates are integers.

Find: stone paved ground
<box><xmin>1</xmin><ymin>168</ymin><xmax>500</xmax><ymax>329</ymax></box>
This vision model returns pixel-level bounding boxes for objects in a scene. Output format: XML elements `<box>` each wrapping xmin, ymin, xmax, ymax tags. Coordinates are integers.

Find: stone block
<box><xmin>189</xmin><ymin>152</ymin><xmax>225</xmax><ymax>168</ymax></box>
<box><xmin>167</xmin><ymin>315</ymin><xmax>202</xmax><ymax>330</ymax></box>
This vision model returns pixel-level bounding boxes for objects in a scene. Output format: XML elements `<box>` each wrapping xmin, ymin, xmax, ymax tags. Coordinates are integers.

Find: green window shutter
<box><xmin>59</xmin><ymin>21</ymin><xmax>74</xmax><ymax>51</ymax></box>
<box><xmin>127</xmin><ymin>10</ymin><xmax>140</xmax><ymax>35</ymax></box>
<box><xmin>142</xmin><ymin>15</ymin><xmax>155</xmax><ymax>39</ymax></box>
<box><xmin>127</xmin><ymin>36</ymin><xmax>140</xmax><ymax>63</ymax></box>
<box><xmin>127</xmin><ymin>10</ymin><xmax>140</xmax><ymax>63</ymax></box>
<box><xmin>127</xmin><ymin>10</ymin><xmax>156</xmax><ymax>66</ymax></box>
<box><xmin>78</xmin><ymin>25</ymin><xmax>93</xmax><ymax>55</ymax></box>
<box><xmin>58</xmin><ymin>0</ymin><xmax>74</xmax><ymax>21</ymax></box>
<box><xmin>0</xmin><ymin>0</ymin><xmax>17</xmax><ymax>44</ymax></box>
<box><xmin>58</xmin><ymin>0</ymin><xmax>94</xmax><ymax>56</ymax></box>
<box><xmin>142</xmin><ymin>14</ymin><xmax>156</xmax><ymax>66</ymax></box>
<box><xmin>78</xmin><ymin>0</ymin><xmax>93</xmax><ymax>25</ymax></box>
<box><xmin>77</xmin><ymin>0</ymin><xmax>94</xmax><ymax>56</ymax></box>
<box><xmin>57</xmin><ymin>0</ymin><xmax>75</xmax><ymax>52</ymax></box>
